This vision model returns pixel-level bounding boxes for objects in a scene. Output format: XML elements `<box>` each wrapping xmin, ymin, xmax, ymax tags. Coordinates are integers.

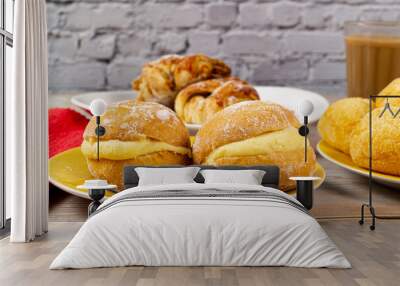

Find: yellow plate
<box><xmin>317</xmin><ymin>140</ymin><xmax>400</xmax><ymax>189</ymax></box>
<box><xmin>49</xmin><ymin>147</ymin><xmax>114</xmax><ymax>199</ymax></box>
<box><xmin>49</xmin><ymin>147</ymin><xmax>326</xmax><ymax>199</ymax></box>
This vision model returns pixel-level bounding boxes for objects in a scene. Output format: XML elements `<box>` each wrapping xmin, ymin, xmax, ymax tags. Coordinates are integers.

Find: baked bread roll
<box><xmin>350</xmin><ymin>108</ymin><xmax>400</xmax><ymax>176</ymax></box>
<box><xmin>375</xmin><ymin>78</ymin><xmax>400</xmax><ymax>108</ymax></box>
<box><xmin>132</xmin><ymin>54</ymin><xmax>231</xmax><ymax>108</ymax></box>
<box><xmin>192</xmin><ymin>101</ymin><xmax>317</xmax><ymax>191</ymax></box>
<box><xmin>317</xmin><ymin>98</ymin><xmax>369</xmax><ymax>154</ymax></box>
<box><xmin>81</xmin><ymin>101</ymin><xmax>191</xmax><ymax>189</ymax></box>
<box><xmin>175</xmin><ymin>78</ymin><xmax>260</xmax><ymax>124</ymax></box>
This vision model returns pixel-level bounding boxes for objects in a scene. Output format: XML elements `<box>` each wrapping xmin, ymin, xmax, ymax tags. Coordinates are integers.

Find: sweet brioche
<box><xmin>132</xmin><ymin>54</ymin><xmax>231</xmax><ymax>108</ymax></box>
<box><xmin>81</xmin><ymin>101</ymin><xmax>191</xmax><ymax>189</ymax></box>
<box><xmin>350</xmin><ymin>108</ymin><xmax>400</xmax><ymax>176</ymax></box>
<box><xmin>175</xmin><ymin>78</ymin><xmax>260</xmax><ymax>124</ymax></box>
<box><xmin>192</xmin><ymin>101</ymin><xmax>317</xmax><ymax>191</ymax></box>
<box><xmin>317</xmin><ymin>98</ymin><xmax>369</xmax><ymax>154</ymax></box>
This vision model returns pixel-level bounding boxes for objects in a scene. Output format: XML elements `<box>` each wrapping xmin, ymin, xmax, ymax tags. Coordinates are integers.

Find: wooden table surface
<box><xmin>3</xmin><ymin>220</ymin><xmax>400</xmax><ymax>286</ymax></box>
<box><xmin>306</xmin><ymin>95</ymin><xmax>400</xmax><ymax>219</ymax></box>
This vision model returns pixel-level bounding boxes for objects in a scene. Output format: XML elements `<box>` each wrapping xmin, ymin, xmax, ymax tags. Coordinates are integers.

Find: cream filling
<box><xmin>81</xmin><ymin>139</ymin><xmax>191</xmax><ymax>160</ymax></box>
<box><xmin>206</xmin><ymin>127</ymin><xmax>306</xmax><ymax>164</ymax></box>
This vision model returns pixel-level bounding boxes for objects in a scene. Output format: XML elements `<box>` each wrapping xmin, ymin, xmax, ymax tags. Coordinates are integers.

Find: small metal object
<box><xmin>289</xmin><ymin>177</ymin><xmax>320</xmax><ymax>210</ymax></box>
<box><xmin>88</xmin><ymin>189</ymin><xmax>106</xmax><ymax>216</ymax></box>
<box><xmin>95</xmin><ymin>125</ymin><xmax>106</xmax><ymax>137</ymax></box>
<box><xmin>77</xmin><ymin>180</ymin><xmax>117</xmax><ymax>216</ymax></box>
<box><xmin>296</xmin><ymin>181</ymin><xmax>313</xmax><ymax>210</ymax></box>
<box><xmin>298</xmin><ymin>100</ymin><xmax>314</xmax><ymax>163</ymax></box>
<box><xmin>90</xmin><ymin>100</ymin><xmax>107</xmax><ymax>161</ymax></box>
<box><xmin>379</xmin><ymin>98</ymin><xmax>396</xmax><ymax>118</ymax></box>
<box><xmin>95</xmin><ymin>116</ymin><xmax>106</xmax><ymax>161</ymax></box>
<box><xmin>360</xmin><ymin>94</ymin><xmax>400</xmax><ymax>231</ymax></box>
<box><xmin>298</xmin><ymin>125</ymin><xmax>309</xmax><ymax>137</ymax></box>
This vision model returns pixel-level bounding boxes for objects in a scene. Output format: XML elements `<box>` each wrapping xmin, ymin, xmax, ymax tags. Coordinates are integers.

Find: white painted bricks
<box><xmin>47</xmin><ymin>0</ymin><xmax>400</xmax><ymax>94</ymax></box>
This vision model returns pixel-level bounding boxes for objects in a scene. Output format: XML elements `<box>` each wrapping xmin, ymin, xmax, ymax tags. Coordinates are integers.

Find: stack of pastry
<box><xmin>80</xmin><ymin>54</ymin><xmax>320</xmax><ymax>191</ymax></box>
<box><xmin>132</xmin><ymin>54</ymin><xmax>231</xmax><ymax>108</ymax></box>
<box><xmin>350</xmin><ymin>108</ymin><xmax>400</xmax><ymax>176</ymax></box>
<box><xmin>132</xmin><ymin>54</ymin><xmax>260</xmax><ymax>124</ymax></box>
<box><xmin>318</xmin><ymin>78</ymin><xmax>400</xmax><ymax>176</ymax></box>
<box><xmin>174</xmin><ymin>77</ymin><xmax>260</xmax><ymax>124</ymax></box>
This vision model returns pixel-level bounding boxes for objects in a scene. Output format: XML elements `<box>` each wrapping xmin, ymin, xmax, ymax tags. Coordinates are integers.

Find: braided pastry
<box><xmin>132</xmin><ymin>54</ymin><xmax>231</xmax><ymax>108</ymax></box>
<box><xmin>175</xmin><ymin>78</ymin><xmax>260</xmax><ymax>124</ymax></box>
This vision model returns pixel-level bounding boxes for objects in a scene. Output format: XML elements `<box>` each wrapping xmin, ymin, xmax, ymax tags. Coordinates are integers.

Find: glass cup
<box><xmin>345</xmin><ymin>21</ymin><xmax>400</xmax><ymax>98</ymax></box>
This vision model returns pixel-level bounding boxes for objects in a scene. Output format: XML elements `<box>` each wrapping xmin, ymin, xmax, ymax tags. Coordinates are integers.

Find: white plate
<box><xmin>255</xmin><ymin>86</ymin><xmax>329</xmax><ymax>123</ymax></box>
<box><xmin>71</xmin><ymin>87</ymin><xmax>329</xmax><ymax>134</ymax></box>
<box><xmin>71</xmin><ymin>90</ymin><xmax>137</xmax><ymax>111</ymax></box>
<box><xmin>49</xmin><ymin>147</ymin><xmax>326</xmax><ymax>199</ymax></box>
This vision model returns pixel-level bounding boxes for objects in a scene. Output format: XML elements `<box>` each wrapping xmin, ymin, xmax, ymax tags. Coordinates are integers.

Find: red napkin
<box><xmin>48</xmin><ymin>108</ymin><xmax>89</xmax><ymax>158</ymax></box>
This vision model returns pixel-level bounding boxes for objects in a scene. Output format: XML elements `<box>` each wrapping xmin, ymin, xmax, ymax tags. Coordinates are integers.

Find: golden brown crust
<box><xmin>191</xmin><ymin>101</ymin><xmax>316</xmax><ymax>191</ymax></box>
<box><xmin>211</xmin><ymin>147</ymin><xmax>316</xmax><ymax>191</ymax></box>
<box><xmin>86</xmin><ymin>151</ymin><xmax>191</xmax><ymax>190</ymax></box>
<box><xmin>375</xmin><ymin>78</ymin><xmax>400</xmax><ymax>108</ymax></box>
<box><xmin>173</xmin><ymin>55</ymin><xmax>232</xmax><ymax>90</ymax></box>
<box><xmin>83</xmin><ymin>100</ymin><xmax>190</xmax><ymax>148</ymax></box>
<box><xmin>132</xmin><ymin>54</ymin><xmax>231</xmax><ymax>108</ymax></box>
<box><xmin>375</xmin><ymin>97</ymin><xmax>400</xmax><ymax>109</ymax></box>
<box><xmin>317</xmin><ymin>98</ymin><xmax>369</xmax><ymax>155</ymax></box>
<box><xmin>132</xmin><ymin>55</ymin><xmax>182</xmax><ymax>107</ymax></box>
<box><xmin>192</xmin><ymin>101</ymin><xmax>301</xmax><ymax>164</ymax></box>
<box><xmin>350</xmin><ymin>108</ymin><xmax>400</xmax><ymax>176</ymax></box>
<box><xmin>174</xmin><ymin>78</ymin><xmax>260</xmax><ymax>124</ymax></box>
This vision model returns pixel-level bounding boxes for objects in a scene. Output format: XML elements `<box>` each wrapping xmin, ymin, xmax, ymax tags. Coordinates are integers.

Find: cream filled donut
<box><xmin>192</xmin><ymin>101</ymin><xmax>317</xmax><ymax>191</ymax></box>
<box><xmin>81</xmin><ymin>101</ymin><xmax>191</xmax><ymax>189</ymax></box>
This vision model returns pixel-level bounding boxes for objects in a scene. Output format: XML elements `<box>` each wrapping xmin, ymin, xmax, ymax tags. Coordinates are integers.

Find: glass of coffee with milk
<box><xmin>345</xmin><ymin>21</ymin><xmax>400</xmax><ymax>98</ymax></box>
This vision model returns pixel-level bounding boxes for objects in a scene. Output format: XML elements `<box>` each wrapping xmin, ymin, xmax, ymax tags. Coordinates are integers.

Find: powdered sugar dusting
<box><xmin>102</xmin><ymin>118</ymin><xmax>111</xmax><ymax>126</ymax></box>
<box><xmin>195</xmin><ymin>101</ymin><xmax>296</xmax><ymax>154</ymax></box>
<box><xmin>226</xmin><ymin>95</ymin><xmax>239</xmax><ymax>105</ymax></box>
<box><xmin>211</xmin><ymin>84</ymin><xmax>224</xmax><ymax>96</ymax></box>
<box><xmin>98</xmin><ymin>101</ymin><xmax>184</xmax><ymax>139</ymax></box>
<box><xmin>224</xmin><ymin>100</ymin><xmax>255</xmax><ymax>112</ymax></box>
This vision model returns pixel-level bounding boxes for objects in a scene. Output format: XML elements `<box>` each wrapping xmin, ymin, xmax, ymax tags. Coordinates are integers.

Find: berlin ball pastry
<box><xmin>192</xmin><ymin>101</ymin><xmax>317</xmax><ymax>191</ymax></box>
<box><xmin>350</xmin><ymin>108</ymin><xmax>400</xmax><ymax>176</ymax></box>
<box><xmin>174</xmin><ymin>77</ymin><xmax>260</xmax><ymax>124</ymax></box>
<box><xmin>81</xmin><ymin>101</ymin><xmax>192</xmax><ymax>189</ymax></box>
<box><xmin>317</xmin><ymin>98</ymin><xmax>369</xmax><ymax>154</ymax></box>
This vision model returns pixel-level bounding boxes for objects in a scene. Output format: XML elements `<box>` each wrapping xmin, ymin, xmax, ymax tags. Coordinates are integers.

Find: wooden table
<box><xmin>306</xmin><ymin>96</ymin><xmax>400</xmax><ymax>219</ymax></box>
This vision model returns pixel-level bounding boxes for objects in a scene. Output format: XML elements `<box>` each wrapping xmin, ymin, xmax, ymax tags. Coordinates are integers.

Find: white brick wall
<box><xmin>47</xmin><ymin>0</ymin><xmax>400</xmax><ymax>95</ymax></box>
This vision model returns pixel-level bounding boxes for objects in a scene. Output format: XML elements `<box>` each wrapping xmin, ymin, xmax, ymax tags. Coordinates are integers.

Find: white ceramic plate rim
<box><xmin>186</xmin><ymin>86</ymin><xmax>329</xmax><ymax>132</ymax></box>
<box><xmin>71</xmin><ymin>90</ymin><xmax>136</xmax><ymax>111</ymax></box>
<box><xmin>70</xmin><ymin>87</ymin><xmax>329</xmax><ymax>122</ymax></box>
<box><xmin>255</xmin><ymin>86</ymin><xmax>329</xmax><ymax>123</ymax></box>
